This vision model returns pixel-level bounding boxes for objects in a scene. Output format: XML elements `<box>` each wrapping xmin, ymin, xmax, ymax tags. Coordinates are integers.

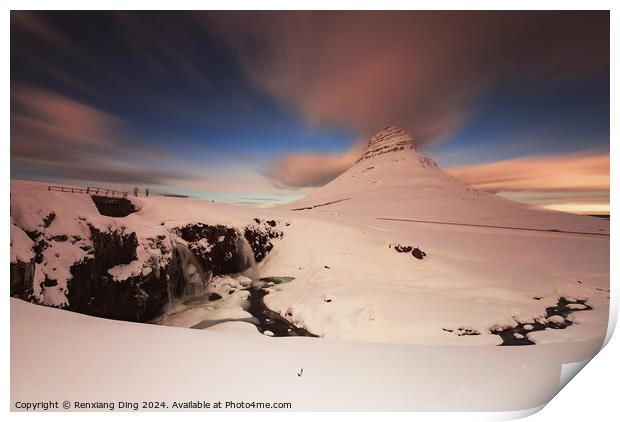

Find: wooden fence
<box><xmin>48</xmin><ymin>185</ymin><xmax>128</xmax><ymax>197</ymax></box>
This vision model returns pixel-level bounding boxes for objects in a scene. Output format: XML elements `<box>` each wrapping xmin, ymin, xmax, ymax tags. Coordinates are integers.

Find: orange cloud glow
<box><xmin>446</xmin><ymin>151</ymin><xmax>609</xmax><ymax>214</ymax></box>
<box><xmin>265</xmin><ymin>145</ymin><xmax>363</xmax><ymax>187</ymax></box>
<box><xmin>447</xmin><ymin>153</ymin><xmax>609</xmax><ymax>192</ymax></box>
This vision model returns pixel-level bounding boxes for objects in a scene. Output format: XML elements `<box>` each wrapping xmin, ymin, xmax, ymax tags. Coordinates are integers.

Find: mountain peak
<box><xmin>357</xmin><ymin>126</ymin><xmax>416</xmax><ymax>162</ymax></box>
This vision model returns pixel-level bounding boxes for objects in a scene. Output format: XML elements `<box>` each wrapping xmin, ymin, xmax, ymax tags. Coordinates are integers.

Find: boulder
<box><xmin>91</xmin><ymin>195</ymin><xmax>138</xmax><ymax>217</ymax></box>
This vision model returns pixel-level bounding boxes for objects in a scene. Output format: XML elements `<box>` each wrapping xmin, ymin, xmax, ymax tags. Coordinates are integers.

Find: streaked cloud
<box><xmin>210</xmin><ymin>11</ymin><xmax>608</xmax><ymax>195</ymax></box>
<box><xmin>210</xmin><ymin>11</ymin><xmax>608</xmax><ymax>144</ymax></box>
<box><xmin>446</xmin><ymin>152</ymin><xmax>609</xmax><ymax>192</ymax></box>
<box><xmin>10</xmin><ymin>12</ymin><xmax>609</xmax><ymax>212</ymax></box>
<box><xmin>264</xmin><ymin>145</ymin><xmax>363</xmax><ymax>187</ymax></box>
<box><xmin>446</xmin><ymin>151</ymin><xmax>609</xmax><ymax>214</ymax></box>
<box><xmin>10</xmin><ymin>84</ymin><xmax>311</xmax><ymax>203</ymax></box>
<box><xmin>11</xmin><ymin>84</ymin><xmax>197</xmax><ymax>185</ymax></box>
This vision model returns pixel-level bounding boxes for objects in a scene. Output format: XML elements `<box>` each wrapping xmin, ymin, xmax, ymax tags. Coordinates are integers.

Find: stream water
<box><xmin>244</xmin><ymin>278</ymin><xmax>317</xmax><ymax>337</ymax></box>
<box><xmin>174</xmin><ymin>276</ymin><xmax>317</xmax><ymax>337</ymax></box>
<box><xmin>159</xmin><ymin>237</ymin><xmax>316</xmax><ymax>337</ymax></box>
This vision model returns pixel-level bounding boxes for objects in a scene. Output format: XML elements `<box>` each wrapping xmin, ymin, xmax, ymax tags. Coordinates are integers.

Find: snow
<box><xmin>9</xmin><ymin>298</ymin><xmax>606</xmax><ymax>411</ymax></box>
<box><xmin>9</xmin><ymin>127</ymin><xmax>609</xmax><ymax>346</ymax></box>
<box><xmin>9</xmin><ymin>126</ymin><xmax>610</xmax><ymax>410</ymax></box>
<box><xmin>547</xmin><ymin>315</ymin><xmax>565</xmax><ymax>325</ymax></box>
<box><xmin>157</xmin><ymin>275</ymin><xmax>254</xmax><ymax>329</ymax></box>
<box><xmin>287</xmin><ymin>127</ymin><xmax>609</xmax><ymax>235</ymax></box>
<box><xmin>10</xmin><ymin>180</ymin><xmax>176</xmax><ymax>305</ymax></box>
<box><xmin>10</xmin><ymin>222</ymin><xmax>34</xmax><ymax>263</ymax></box>
<box><xmin>107</xmin><ymin>260</ymin><xmax>145</xmax><ymax>281</ymax></box>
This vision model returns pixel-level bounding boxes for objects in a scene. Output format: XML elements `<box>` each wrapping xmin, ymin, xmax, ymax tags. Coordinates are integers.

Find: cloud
<box><xmin>9</xmin><ymin>84</ymin><xmax>312</xmax><ymax>202</ymax></box>
<box><xmin>11</xmin><ymin>84</ymin><xmax>196</xmax><ymax>185</ymax></box>
<box><xmin>209</xmin><ymin>11</ymin><xmax>609</xmax><ymax>144</ymax></box>
<box><xmin>206</xmin><ymin>11</ymin><xmax>608</xmax><ymax>189</ymax></box>
<box><xmin>11</xmin><ymin>11</ymin><xmax>81</xmax><ymax>55</ymax></box>
<box><xmin>446</xmin><ymin>151</ymin><xmax>609</xmax><ymax>214</ymax></box>
<box><xmin>10</xmin><ymin>12</ymin><xmax>609</xmax><ymax>207</ymax></box>
<box><xmin>446</xmin><ymin>152</ymin><xmax>609</xmax><ymax>192</ymax></box>
<box><xmin>264</xmin><ymin>145</ymin><xmax>363</xmax><ymax>187</ymax></box>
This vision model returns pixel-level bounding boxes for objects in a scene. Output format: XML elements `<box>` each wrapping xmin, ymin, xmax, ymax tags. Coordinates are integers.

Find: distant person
<box><xmin>134</xmin><ymin>186</ymin><xmax>139</xmax><ymax>197</ymax></box>
<box><xmin>145</xmin><ymin>188</ymin><xmax>150</xmax><ymax>197</ymax></box>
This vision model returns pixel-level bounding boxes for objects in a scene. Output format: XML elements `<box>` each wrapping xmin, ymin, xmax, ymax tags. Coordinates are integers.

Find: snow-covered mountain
<box><xmin>9</xmin><ymin>126</ymin><xmax>609</xmax><ymax>348</ymax></box>
<box><xmin>9</xmin><ymin>127</ymin><xmax>610</xmax><ymax>409</ymax></box>
<box><xmin>287</xmin><ymin>126</ymin><xmax>608</xmax><ymax>234</ymax></box>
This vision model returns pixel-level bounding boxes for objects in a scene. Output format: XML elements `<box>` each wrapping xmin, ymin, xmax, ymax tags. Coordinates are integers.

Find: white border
<box><xmin>3</xmin><ymin>2</ymin><xmax>617</xmax><ymax>421</ymax></box>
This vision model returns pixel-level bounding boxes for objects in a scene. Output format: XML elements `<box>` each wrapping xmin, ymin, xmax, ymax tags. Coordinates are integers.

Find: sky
<box><xmin>10</xmin><ymin>11</ymin><xmax>610</xmax><ymax>213</ymax></box>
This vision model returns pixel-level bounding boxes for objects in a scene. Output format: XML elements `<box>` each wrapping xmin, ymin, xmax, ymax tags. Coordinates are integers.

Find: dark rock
<box><xmin>259</xmin><ymin>276</ymin><xmax>295</xmax><ymax>285</ymax></box>
<box><xmin>393</xmin><ymin>244</ymin><xmax>426</xmax><ymax>259</ymax></box>
<box><xmin>491</xmin><ymin>297</ymin><xmax>593</xmax><ymax>346</ymax></box>
<box><xmin>456</xmin><ymin>327</ymin><xmax>480</xmax><ymax>336</ymax></box>
<box><xmin>243</xmin><ymin>220</ymin><xmax>283</xmax><ymax>263</ymax></box>
<box><xmin>12</xmin><ymin>219</ymin><xmax>177</xmax><ymax>322</ymax></box>
<box><xmin>208</xmin><ymin>293</ymin><xmax>222</xmax><ymax>301</ymax></box>
<box><xmin>411</xmin><ymin>247</ymin><xmax>426</xmax><ymax>260</ymax></box>
<box><xmin>10</xmin><ymin>260</ymin><xmax>35</xmax><ymax>299</ymax></box>
<box><xmin>43</xmin><ymin>278</ymin><xmax>58</xmax><ymax>287</ymax></box>
<box><xmin>170</xmin><ymin>223</ymin><xmax>240</xmax><ymax>275</ymax></box>
<box><xmin>12</xmin><ymin>215</ymin><xmax>285</xmax><ymax>324</ymax></box>
<box><xmin>88</xmin><ymin>226</ymin><xmax>138</xmax><ymax>266</ymax></box>
<box><xmin>42</xmin><ymin>213</ymin><xmax>55</xmax><ymax>228</ymax></box>
<box><xmin>66</xmin><ymin>226</ymin><xmax>170</xmax><ymax>322</ymax></box>
<box><xmin>91</xmin><ymin>196</ymin><xmax>138</xmax><ymax>217</ymax></box>
<box><xmin>24</xmin><ymin>230</ymin><xmax>46</xmax><ymax>265</ymax></box>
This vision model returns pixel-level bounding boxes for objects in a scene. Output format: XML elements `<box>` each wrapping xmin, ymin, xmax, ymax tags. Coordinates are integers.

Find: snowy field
<box><xmin>10</xmin><ymin>127</ymin><xmax>610</xmax><ymax>410</ymax></box>
<box><xmin>10</xmin><ymin>298</ymin><xmax>604</xmax><ymax>411</ymax></box>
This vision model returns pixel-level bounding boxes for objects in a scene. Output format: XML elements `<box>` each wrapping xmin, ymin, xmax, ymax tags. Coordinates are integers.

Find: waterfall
<box><xmin>174</xmin><ymin>241</ymin><xmax>209</xmax><ymax>296</ymax></box>
<box><xmin>165</xmin><ymin>234</ymin><xmax>257</xmax><ymax>307</ymax></box>
<box><xmin>236</xmin><ymin>236</ymin><xmax>259</xmax><ymax>282</ymax></box>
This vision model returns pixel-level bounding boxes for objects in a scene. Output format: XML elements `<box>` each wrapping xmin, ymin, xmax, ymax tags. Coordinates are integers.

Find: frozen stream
<box><xmin>155</xmin><ymin>276</ymin><xmax>317</xmax><ymax>337</ymax></box>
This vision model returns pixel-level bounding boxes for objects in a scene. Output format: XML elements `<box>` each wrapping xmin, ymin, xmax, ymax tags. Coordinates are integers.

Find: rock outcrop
<box><xmin>10</xmin><ymin>223</ymin><xmax>36</xmax><ymax>299</ymax></box>
<box><xmin>356</xmin><ymin>126</ymin><xmax>419</xmax><ymax>163</ymax></box>
<box><xmin>168</xmin><ymin>223</ymin><xmax>240</xmax><ymax>276</ymax></box>
<box><xmin>66</xmin><ymin>227</ymin><xmax>171</xmax><ymax>322</ymax></box>
<box><xmin>10</xmin><ymin>207</ymin><xmax>286</xmax><ymax>322</ymax></box>
<box><xmin>244</xmin><ymin>218</ymin><xmax>284</xmax><ymax>262</ymax></box>
<box><xmin>91</xmin><ymin>195</ymin><xmax>139</xmax><ymax>217</ymax></box>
